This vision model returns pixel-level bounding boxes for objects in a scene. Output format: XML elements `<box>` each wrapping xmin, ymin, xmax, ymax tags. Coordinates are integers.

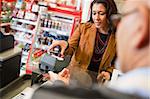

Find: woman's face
<box><xmin>92</xmin><ymin>3</ymin><xmax>107</xmax><ymax>29</ymax></box>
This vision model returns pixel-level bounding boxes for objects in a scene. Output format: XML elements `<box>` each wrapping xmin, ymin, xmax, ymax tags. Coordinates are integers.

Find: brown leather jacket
<box><xmin>65</xmin><ymin>22</ymin><xmax>116</xmax><ymax>74</ymax></box>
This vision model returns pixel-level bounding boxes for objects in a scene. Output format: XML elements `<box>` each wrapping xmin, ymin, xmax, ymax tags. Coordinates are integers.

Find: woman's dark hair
<box><xmin>88</xmin><ymin>0</ymin><xmax>118</xmax><ymax>32</ymax></box>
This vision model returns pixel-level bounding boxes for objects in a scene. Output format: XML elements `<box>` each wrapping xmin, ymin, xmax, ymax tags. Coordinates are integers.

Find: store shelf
<box><xmin>11</xmin><ymin>26</ymin><xmax>35</xmax><ymax>34</ymax></box>
<box><xmin>21</xmin><ymin>54</ymin><xmax>28</xmax><ymax>62</ymax></box>
<box><xmin>12</xmin><ymin>18</ymin><xmax>37</xmax><ymax>25</ymax></box>
<box><xmin>22</xmin><ymin>51</ymin><xmax>29</xmax><ymax>56</ymax></box>
<box><xmin>15</xmin><ymin>37</ymin><xmax>32</xmax><ymax>44</ymax></box>
<box><xmin>35</xmin><ymin>44</ymin><xmax>49</xmax><ymax>50</ymax></box>
<box><xmin>50</xmin><ymin>15</ymin><xmax>74</xmax><ymax>23</ymax></box>
<box><xmin>0</xmin><ymin>23</ymin><xmax>10</xmax><ymax>27</ymax></box>
<box><xmin>41</xmin><ymin>27</ymin><xmax>69</xmax><ymax>36</ymax></box>
<box><xmin>21</xmin><ymin>58</ymin><xmax>28</xmax><ymax>63</ymax></box>
<box><xmin>48</xmin><ymin>6</ymin><xmax>82</xmax><ymax>17</ymax></box>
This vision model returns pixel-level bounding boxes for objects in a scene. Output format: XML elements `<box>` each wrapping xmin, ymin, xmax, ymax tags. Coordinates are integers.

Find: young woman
<box><xmin>49</xmin><ymin>0</ymin><xmax>118</xmax><ymax>83</ymax></box>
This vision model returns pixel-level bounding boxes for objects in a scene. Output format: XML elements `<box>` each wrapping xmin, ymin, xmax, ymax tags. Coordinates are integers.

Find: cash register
<box><xmin>0</xmin><ymin>31</ymin><xmax>22</xmax><ymax>88</ymax></box>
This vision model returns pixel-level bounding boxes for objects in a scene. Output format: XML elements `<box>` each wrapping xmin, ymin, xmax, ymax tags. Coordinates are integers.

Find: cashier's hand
<box><xmin>57</xmin><ymin>68</ymin><xmax>70</xmax><ymax>85</ymax></box>
<box><xmin>49</xmin><ymin>40</ymin><xmax>68</xmax><ymax>57</ymax></box>
<box><xmin>97</xmin><ymin>71</ymin><xmax>110</xmax><ymax>83</ymax></box>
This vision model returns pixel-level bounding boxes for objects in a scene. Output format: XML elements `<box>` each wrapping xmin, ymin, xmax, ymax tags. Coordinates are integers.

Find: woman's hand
<box><xmin>97</xmin><ymin>71</ymin><xmax>110</xmax><ymax>83</ymax></box>
<box><xmin>49</xmin><ymin>40</ymin><xmax>68</xmax><ymax>57</ymax></box>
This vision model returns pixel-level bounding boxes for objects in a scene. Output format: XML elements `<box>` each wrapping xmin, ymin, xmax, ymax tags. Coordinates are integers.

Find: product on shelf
<box><xmin>32</xmin><ymin>49</ymin><xmax>46</xmax><ymax>58</ymax></box>
<box><xmin>23</xmin><ymin>43</ymin><xmax>31</xmax><ymax>52</ymax></box>
<box><xmin>0</xmin><ymin>1</ymin><xmax>16</xmax><ymax>33</ymax></box>
<box><xmin>1</xmin><ymin>1</ymin><xmax>16</xmax><ymax>23</ymax></box>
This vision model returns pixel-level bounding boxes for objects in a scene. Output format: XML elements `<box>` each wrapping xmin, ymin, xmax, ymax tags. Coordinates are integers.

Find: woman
<box><xmin>49</xmin><ymin>0</ymin><xmax>118</xmax><ymax>83</ymax></box>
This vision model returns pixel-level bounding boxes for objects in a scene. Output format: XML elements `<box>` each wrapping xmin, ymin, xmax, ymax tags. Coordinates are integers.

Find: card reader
<box><xmin>39</xmin><ymin>53</ymin><xmax>71</xmax><ymax>73</ymax></box>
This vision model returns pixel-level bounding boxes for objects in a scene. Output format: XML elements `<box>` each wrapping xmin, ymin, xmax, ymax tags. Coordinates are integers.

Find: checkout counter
<box><xmin>0</xmin><ymin>47</ymin><xmax>22</xmax><ymax>88</ymax></box>
<box><xmin>0</xmin><ymin>32</ymin><xmax>23</xmax><ymax>98</ymax></box>
<box><xmin>0</xmin><ymin>31</ymin><xmax>22</xmax><ymax>88</ymax></box>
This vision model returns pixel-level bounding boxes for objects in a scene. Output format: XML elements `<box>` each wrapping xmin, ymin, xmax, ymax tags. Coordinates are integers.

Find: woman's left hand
<box><xmin>97</xmin><ymin>71</ymin><xmax>110</xmax><ymax>82</ymax></box>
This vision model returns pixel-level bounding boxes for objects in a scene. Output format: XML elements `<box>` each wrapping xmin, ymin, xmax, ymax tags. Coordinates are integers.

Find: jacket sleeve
<box><xmin>64</xmin><ymin>24</ymin><xmax>82</xmax><ymax>56</ymax></box>
<box><xmin>106</xmin><ymin>54</ymin><xmax>117</xmax><ymax>76</ymax></box>
<box><xmin>106</xmin><ymin>65</ymin><xmax>115</xmax><ymax>74</ymax></box>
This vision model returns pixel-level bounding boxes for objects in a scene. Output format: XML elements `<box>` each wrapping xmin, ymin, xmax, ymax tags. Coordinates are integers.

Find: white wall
<box><xmin>81</xmin><ymin>0</ymin><xmax>92</xmax><ymax>23</ymax></box>
<box><xmin>114</xmin><ymin>0</ymin><xmax>126</xmax><ymax>13</ymax></box>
